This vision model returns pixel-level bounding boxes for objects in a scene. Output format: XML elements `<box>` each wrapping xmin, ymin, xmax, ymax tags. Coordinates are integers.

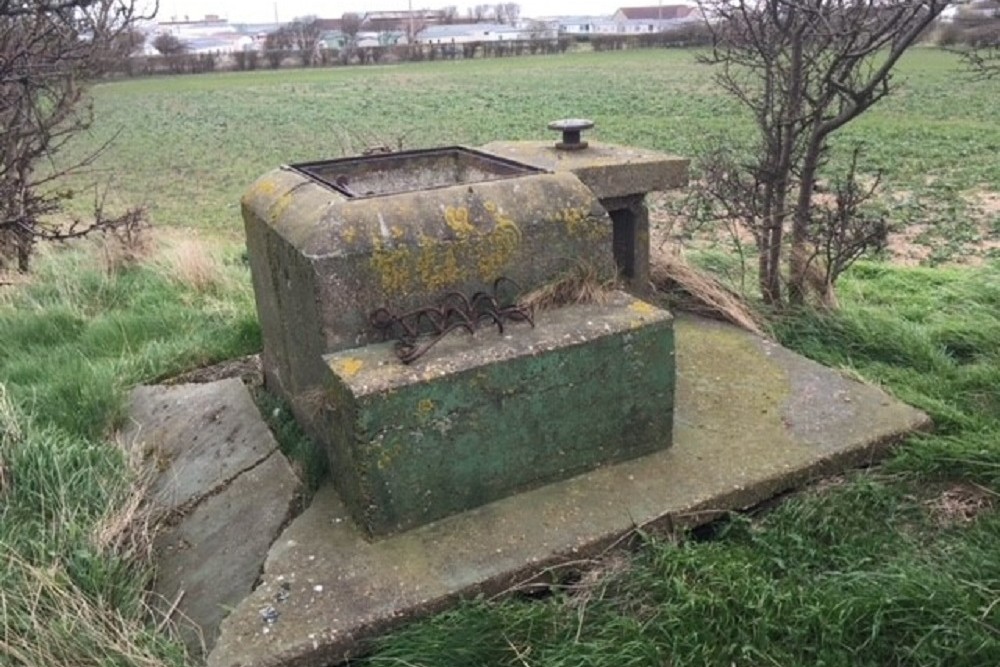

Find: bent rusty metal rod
<box><xmin>369</xmin><ymin>277</ymin><xmax>534</xmax><ymax>365</ymax></box>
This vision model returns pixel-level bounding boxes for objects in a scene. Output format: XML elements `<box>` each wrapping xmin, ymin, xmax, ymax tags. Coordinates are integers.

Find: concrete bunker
<box><xmin>242</xmin><ymin>121</ymin><xmax>690</xmax><ymax>537</ymax></box>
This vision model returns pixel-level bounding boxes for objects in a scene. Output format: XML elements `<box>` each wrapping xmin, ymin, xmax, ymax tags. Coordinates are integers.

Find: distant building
<box><xmin>416</xmin><ymin>23</ymin><xmax>528</xmax><ymax>44</ymax></box>
<box><xmin>611</xmin><ymin>5</ymin><xmax>701</xmax><ymax>32</ymax></box>
<box><xmin>362</xmin><ymin>9</ymin><xmax>448</xmax><ymax>33</ymax></box>
<box><xmin>151</xmin><ymin>15</ymin><xmax>258</xmax><ymax>53</ymax></box>
<box><xmin>540</xmin><ymin>15</ymin><xmax>618</xmax><ymax>35</ymax></box>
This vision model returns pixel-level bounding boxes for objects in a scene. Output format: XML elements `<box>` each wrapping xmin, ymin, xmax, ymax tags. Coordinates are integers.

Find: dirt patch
<box><xmin>162</xmin><ymin>354</ymin><xmax>262</xmax><ymax>388</ymax></box>
<box><xmin>885</xmin><ymin>223</ymin><xmax>934</xmax><ymax>267</ymax></box>
<box><xmin>967</xmin><ymin>189</ymin><xmax>1000</xmax><ymax>222</ymax></box>
<box><xmin>650</xmin><ymin>187</ymin><xmax>1000</xmax><ymax>269</ymax></box>
<box><xmin>924</xmin><ymin>483</ymin><xmax>995</xmax><ymax>527</ymax></box>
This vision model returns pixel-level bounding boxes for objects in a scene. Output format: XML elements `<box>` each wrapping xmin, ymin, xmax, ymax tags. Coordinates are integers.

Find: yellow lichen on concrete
<box><xmin>371</xmin><ymin>238</ymin><xmax>413</xmax><ymax>294</ymax></box>
<box><xmin>418</xmin><ymin>234</ymin><xmax>461</xmax><ymax>291</ymax></box>
<box><xmin>366</xmin><ymin>203</ymin><xmax>525</xmax><ymax>296</ymax></box>
<box><xmin>555</xmin><ymin>206</ymin><xmax>605</xmax><ymax>241</ymax></box>
<box><xmin>444</xmin><ymin>206</ymin><xmax>475</xmax><ymax>239</ymax></box>
<box><xmin>414</xmin><ymin>398</ymin><xmax>437</xmax><ymax>424</ymax></box>
<box><xmin>333</xmin><ymin>357</ymin><xmax>365</xmax><ymax>378</ymax></box>
<box><xmin>629</xmin><ymin>301</ymin><xmax>658</xmax><ymax>316</ymax></box>
<box><xmin>245</xmin><ymin>177</ymin><xmax>279</xmax><ymax>205</ymax></box>
<box><xmin>477</xmin><ymin>204</ymin><xmax>522</xmax><ymax>281</ymax></box>
<box><xmin>268</xmin><ymin>192</ymin><xmax>295</xmax><ymax>224</ymax></box>
<box><xmin>376</xmin><ymin>440</ymin><xmax>406</xmax><ymax>470</ymax></box>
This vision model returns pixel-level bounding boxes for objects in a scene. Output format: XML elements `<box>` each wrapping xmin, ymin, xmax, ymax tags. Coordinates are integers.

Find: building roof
<box><xmin>616</xmin><ymin>5</ymin><xmax>695</xmax><ymax>20</ymax></box>
<box><xmin>364</xmin><ymin>10</ymin><xmax>444</xmax><ymax>21</ymax></box>
<box><xmin>418</xmin><ymin>23</ymin><xmax>521</xmax><ymax>39</ymax></box>
<box><xmin>314</xmin><ymin>18</ymin><xmax>342</xmax><ymax>31</ymax></box>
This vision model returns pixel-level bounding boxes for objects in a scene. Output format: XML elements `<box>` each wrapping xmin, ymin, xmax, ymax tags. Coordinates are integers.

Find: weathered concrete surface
<box><xmin>208</xmin><ymin>316</ymin><xmax>931</xmax><ymax>667</ymax></box>
<box><xmin>153</xmin><ymin>452</ymin><xmax>301</xmax><ymax>656</ymax></box>
<box><xmin>125</xmin><ymin>380</ymin><xmax>302</xmax><ymax>659</ymax></box>
<box><xmin>480</xmin><ymin>141</ymin><xmax>687</xmax><ymax>295</ymax></box>
<box><xmin>324</xmin><ymin>293</ymin><xmax>674</xmax><ymax>536</ymax></box>
<box><xmin>479</xmin><ymin>140</ymin><xmax>689</xmax><ymax>200</ymax></box>
<box><xmin>294</xmin><ymin>147</ymin><xmax>544</xmax><ymax>198</ymax></box>
<box><xmin>243</xmin><ymin>167</ymin><xmax>616</xmax><ymax>432</ymax></box>
<box><xmin>125</xmin><ymin>379</ymin><xmax>281</xmax><ymax>512</ymax></box>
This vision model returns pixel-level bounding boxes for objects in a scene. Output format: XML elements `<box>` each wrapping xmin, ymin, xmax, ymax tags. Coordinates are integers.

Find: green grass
<box><xmin>0</xmin><ymin>247</ymin><xmax>259</xmax><ymax>665</ymax></box>
<box><xmin>3</xmin><ymin>47</ymin><xmax>999</xmax><ymax>666</ymax></box>
<box><xmin>59</xmin><ymin>49</ymin><xmax>999</xmax><ymax>260</ymax></box>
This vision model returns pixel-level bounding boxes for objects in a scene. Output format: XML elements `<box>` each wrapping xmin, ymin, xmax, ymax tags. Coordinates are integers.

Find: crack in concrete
<box><xmin>159</xmin><ymin>446</ymin><xmax>282</xmax><ymax>526</ymax></box>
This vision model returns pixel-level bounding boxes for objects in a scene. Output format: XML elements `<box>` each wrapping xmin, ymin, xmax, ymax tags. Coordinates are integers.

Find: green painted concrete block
<box><xmin>323</xmin><ymin>293</ymin><xmax>675</xmax><ymax>537</ymax></box>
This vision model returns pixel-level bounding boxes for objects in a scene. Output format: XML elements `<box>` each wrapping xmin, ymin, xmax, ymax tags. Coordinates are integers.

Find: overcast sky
<box><xmin>153</xmin><ymin>1</ymin><xmax>668</xmax><ymax>23</ymax></box>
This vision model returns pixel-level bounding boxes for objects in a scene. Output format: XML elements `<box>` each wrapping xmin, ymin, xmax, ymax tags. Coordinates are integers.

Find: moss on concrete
<box><xmin>324</xmin><ymin>293</ymin><xmax>675</xmax><ymax>536</ymax></box>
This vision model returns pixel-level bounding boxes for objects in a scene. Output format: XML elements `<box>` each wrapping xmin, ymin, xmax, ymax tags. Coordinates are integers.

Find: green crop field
<box><xmin>2</xmin><ymin>48</ymin><xmax>998</xmax><ymax>667</ymax></box>
<box><xmin>62</xmin><ymin>48</ymin><xmax>999</xmax><ymax>258</ymax></box>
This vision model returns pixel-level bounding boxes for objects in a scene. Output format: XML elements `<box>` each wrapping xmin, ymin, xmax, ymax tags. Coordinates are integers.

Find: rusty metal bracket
<box><xmin>369</xmin><ymin>277</ymin><xmax>534</xmax><ymax>365</ymax></box>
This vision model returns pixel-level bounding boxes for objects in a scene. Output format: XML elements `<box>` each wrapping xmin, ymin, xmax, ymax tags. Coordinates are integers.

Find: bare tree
<box><xmin>152</xmin><ymin>32</ymin><xmax>187</xmax><ymax>55</ymax></box>
<box><xmin>341</xmin><ymin>11</ymin><xmax>363</xmax><ymax>55</ymax></box>
<box><xmin>113</xmin><ymin>26</ymin><xmax>146</xmax><ymax>58</ymax></box>
<box><xmin>695</xmin><ymin>0</ymin><xmax>949</xmax><ymax>307</ymax></box>
<box><xmin>1</xmin><ymin>0</ymin><xmax>154</xmax><ymax>272</ymax></box>
<box><xmin>441</xmin><ymin>5</ymin><xmax>460</xmax><ymax>23</ymax></box>
<box><xmin>497</xmin><ymin>2</ymin><xmax>521</xmax><ymax>25</ymax></box>
<box><xmin>965</xmin><ymin>44</ymin><xmax>1000</xmax><ymax>77</ymax></box>
<box><xmin>961</xmin><ymin>6</ymin><xmax>1000</xmax><ymax>78</ymax></box>
<box><xmin>471</xmin><ymin>4</ymin><xmax>494</xmax><ymax>21</ymax></box>
<box><xmin>267</xmin><ymin>16</ymin><xmax>323</xmax><ymax>65</ymax></box>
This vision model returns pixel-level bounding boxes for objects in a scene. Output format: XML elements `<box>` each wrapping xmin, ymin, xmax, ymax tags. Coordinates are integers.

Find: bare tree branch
<box><xmin>0</xmin><ymin>0</ymin><xmax>155</xmax><ymax>271</ymax></box>
<box><xmin>694</xmin><ymin>0</ymin><xmax>948</xmax><ymax>307</ymax></box>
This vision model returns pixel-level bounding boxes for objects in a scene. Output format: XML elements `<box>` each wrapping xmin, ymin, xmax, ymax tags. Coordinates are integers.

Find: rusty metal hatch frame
<box><xmin>287</xmin><ymin>146</ymin><xmax>549</xmax><ymax>199</ymax></box>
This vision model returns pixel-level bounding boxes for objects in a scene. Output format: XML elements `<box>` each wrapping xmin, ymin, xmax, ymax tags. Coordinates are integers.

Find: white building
<box><xmin>611</xmin><ymin>5</ymin><xmax>702</xmax><ymax>33</ymax></box>
<box><xmin>538</xmin><ymin>16</ymin><xmax>619</xmax><ymax>35</ymax></box>
<box><xmin>416</xmin><ymin>23</ymin><xmax>528</xmax><ymax>44</ymax></box>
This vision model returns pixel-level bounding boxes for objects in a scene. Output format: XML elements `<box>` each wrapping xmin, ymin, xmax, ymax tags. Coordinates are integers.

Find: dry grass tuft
<box><xmin>0</xmin><ymin>552</ymin><xmax>183</xmax><ymax>667</ymax></box>
<box><xmin>924</xmin><ymin>483</ymin><xmax>996</xmax><ymax>527</ymax></box>
<box><xmin>0</xmin><ymin>384</ymin><xmax>21</xmax><ymax>498</ymax></box>
<box><xmin>93</xmin><ymin>436</ymin><xmax>163</xmax><ymax>565</ymax></box>
<box><xmin>155</xmin><ymin>237</ymin><xmax>223</xmax><ymax>293</ymax></box>
<box><xmin>651</xmin><ymin>247</ymin><xmax>769</xmax><ymax>337</ymax></box>
<box><xmin>0</xmin><ymin>383</ymin><xmax>23</xmax><ymax>447</ymax></box>
<box><xmin>519</xmin><ymin>261</ymin><xmax>619</xmax><ymax>312</ymax></box>
<box><xmin>564</xmin><ymin>552</ymin><xmax>632</xmax><ymax>610</ymax></box>
<box><xmin>0</xmin><ymin>269</ymin><xmax>32</xmax><ymax>295</ymax></box>
<box><xmin>99</xmin><ymin>215</ymin><xmax>155</xmax><ymax>275</ymax></box>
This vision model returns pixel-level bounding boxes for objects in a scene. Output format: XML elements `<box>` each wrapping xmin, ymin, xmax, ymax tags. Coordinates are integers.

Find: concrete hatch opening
<box><xmin>289</xmin><ymin>146</ymin><xmax>546</xmax><ymax>199</ymax></box>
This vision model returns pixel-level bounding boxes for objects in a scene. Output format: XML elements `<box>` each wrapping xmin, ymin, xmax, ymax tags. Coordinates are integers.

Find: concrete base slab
<box><xmin>125</xmin><ymin>380</ymin><xmax>302</xmax><ymax>659</ymax></box>
<box><xmin>154</xmin><ymin>451</ymin><xmax>301</xmax><ymax>655</ymax></box>
<box><xmin>208</xmin><ymin>316</ymin><xmax>931</xmax><ymax>667</ymax></box>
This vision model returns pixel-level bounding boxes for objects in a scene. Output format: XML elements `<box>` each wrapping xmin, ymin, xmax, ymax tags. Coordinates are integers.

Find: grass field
<box><xmin>63</xmin><ymin>48</ymin><xmax>999</xmax><ymax>259</ymax></box>
<box><xmin>2</xmin><ymin>48</ymin><xmax>998</xmax><ymax>666</ymax></box>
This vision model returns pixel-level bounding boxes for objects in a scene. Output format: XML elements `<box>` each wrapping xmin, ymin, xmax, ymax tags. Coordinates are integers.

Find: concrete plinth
<box><xmin>208</xmin><ymin>315</ymin><xmax>931</xmax><ymax>667</ymax></box>
<box><xmin>324</xmin><ymin>293</ymin><xmax>674</xmax><ymax>536</ymax></box>
<box><xmin>479</xmin><ymin>141</ymin><xmax>688</xmax><ymax>293</ymax></box>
